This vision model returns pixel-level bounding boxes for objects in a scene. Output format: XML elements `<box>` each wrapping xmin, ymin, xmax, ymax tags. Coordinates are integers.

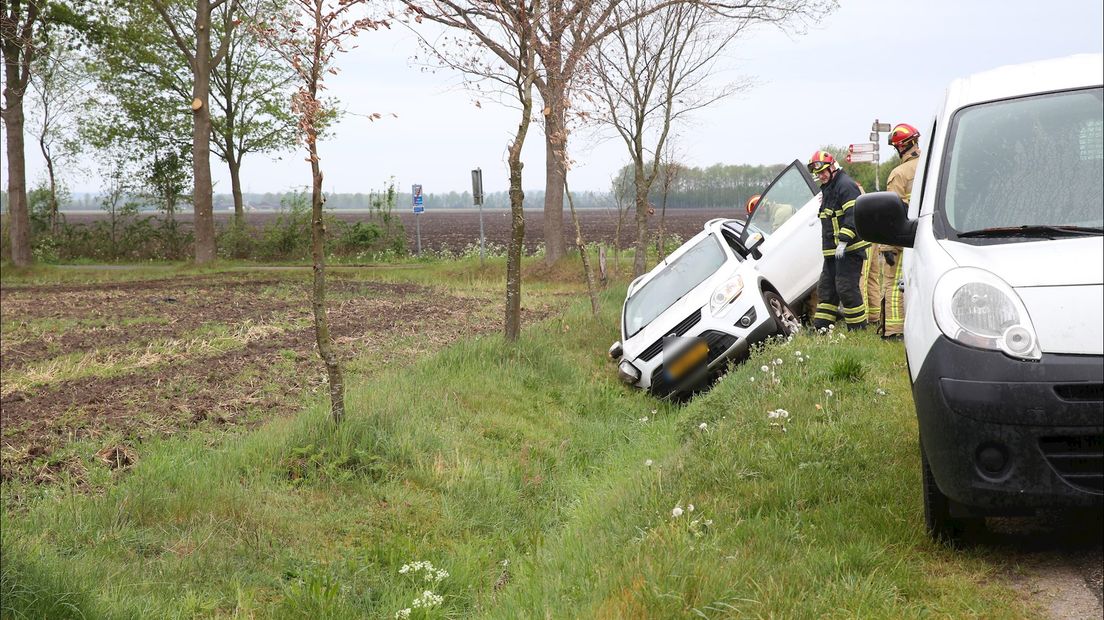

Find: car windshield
<box><xmin>940</xmin><ymin>87</ymin><xmax>1104</xmax><ymax>238</ymax></box>
<box><xmin>623</xmin><ymin>234</ymin><xmax>727</xmax><ymax>337</ymax></box>
<box><xmin>746</xmin><ymin>164</ymin><xmax>812</xmax><ymax>236</ymax></box>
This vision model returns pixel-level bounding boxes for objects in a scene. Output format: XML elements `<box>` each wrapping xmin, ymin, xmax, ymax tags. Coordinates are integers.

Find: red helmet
<box><xmin>889</xmin><ymin>123</ymin><xmax>920</xmax><ymax>150</ymax></box>
<box><xmin>807</xmin><ymin>150</ymin><xmax>835</xmax><ymax>176</ymax></box>
<box><xmin>745</xmin><ymin>194</ymin><xmax>760</xmax><ymax>216</ymax></box>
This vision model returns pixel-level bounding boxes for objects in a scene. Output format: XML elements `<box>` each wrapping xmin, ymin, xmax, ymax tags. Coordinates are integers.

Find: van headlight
<box><xmin>709</xmin><ymin>275</ymin><xmax>744</xmax><ymax>315</ymax></box>
<box><xmin>933</xmin><ymin>267</ymin><xmax>1041</xmax><ymax>360</ymax></box>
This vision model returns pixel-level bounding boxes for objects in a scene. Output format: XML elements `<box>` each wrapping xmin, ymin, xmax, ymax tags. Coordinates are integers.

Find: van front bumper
<box><xmin>913</xmin><ymin>336</ymin><xmax>1103</xmax><ymax>512</ymax></box>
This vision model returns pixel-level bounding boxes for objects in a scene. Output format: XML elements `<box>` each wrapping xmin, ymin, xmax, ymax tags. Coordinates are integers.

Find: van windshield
<box><xmin>940</xmin><ymin>87</ymin><xmax>1104</xmax><ymax>239</ymax></box>
<box><xmin>623</xmin><ymin>235</ymin><xmax>727</xmax><ymax>337</ymax></box>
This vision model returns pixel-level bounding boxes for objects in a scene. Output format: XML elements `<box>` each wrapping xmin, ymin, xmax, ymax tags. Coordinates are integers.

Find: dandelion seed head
<box><xmin>672</xmin><ymin>505</ymin><xmax>684</xmax><ymax>518</ymax></box>
<box><xmin>645</xmin><ymin>459</ymin><xmax>654</xmax><ymax>467</ymax></box>
<box><xmin>698</xmin><ymin>422</ymin><xmax>708</xmax><ymax>430</ymax></box>
<box><xmin>760</xmin><ymin>365</ymin><xmax>770</xmax><ymax>373</ymax></box>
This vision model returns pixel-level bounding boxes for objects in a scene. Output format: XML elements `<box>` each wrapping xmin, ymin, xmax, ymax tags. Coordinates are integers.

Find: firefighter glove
<box><xmin>834</xmin><ymin>241</ymin><xmax>847</xmax><ymax>260</ymax></box>
<box><xmin>882</xmin><ymin>250</ymin><xmax>896</xmax><ymax>267</ymax></box>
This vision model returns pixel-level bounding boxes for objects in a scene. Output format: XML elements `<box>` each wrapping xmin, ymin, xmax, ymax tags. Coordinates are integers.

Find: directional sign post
<box><xmin>867</xmin><ymin>119</ymin><xmax>893</xmax><ymax>190</ymax></box>
<box><xmin>849</xmin><ymin>143</ymin><xmax>876</xmax><ymax>154</ymax></box>
<box><xmin>846</xmin><ymin>151</ymin><xmax>877</xmax><ymax>163</ymax></box>
<box><xmin>412</xmin><ymin>184</ymin><xmax>424</xmax><ymax>255</ymax></box>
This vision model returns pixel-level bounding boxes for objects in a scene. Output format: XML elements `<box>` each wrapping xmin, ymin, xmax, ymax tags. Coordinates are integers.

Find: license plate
<box><xmin>666</xmin><ymin>340</ymin><xmax>709</xmax><ymax>380</ymax></box>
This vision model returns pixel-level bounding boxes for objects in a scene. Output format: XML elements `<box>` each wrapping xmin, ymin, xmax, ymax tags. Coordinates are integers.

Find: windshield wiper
<box><xmin>957</xmin><ymin>225</ymin><xmax>1104</xmax><ymax>239</ymax></box>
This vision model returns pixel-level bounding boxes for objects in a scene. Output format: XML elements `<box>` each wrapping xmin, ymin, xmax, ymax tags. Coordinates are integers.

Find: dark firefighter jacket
<box><xmin>818</xmin><ymin>169</ymin><xmax>871</xmax><ymax>257</ymax></box>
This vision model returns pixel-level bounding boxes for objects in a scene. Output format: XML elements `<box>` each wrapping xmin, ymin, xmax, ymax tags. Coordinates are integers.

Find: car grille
<box><xmin>648</xmin><ymin>330</ymin><xmax>740</xmax><ymax>398</ymax></box>
<box><xmin>1039</xmin><ymin>435</ymin><xmax>1104</xmax><ymax>494</ymax></box>
<box><xmin>639</xmin><ymin>309</ymin><xmax>703</xmax><ymax>362</ymax></box>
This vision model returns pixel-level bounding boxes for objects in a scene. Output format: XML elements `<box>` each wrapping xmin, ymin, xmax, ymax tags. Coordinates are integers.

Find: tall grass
<box><xmin>1</xmin><ymin>286</ymin><xmax>1030</xmax><ymax>618</ymax></box>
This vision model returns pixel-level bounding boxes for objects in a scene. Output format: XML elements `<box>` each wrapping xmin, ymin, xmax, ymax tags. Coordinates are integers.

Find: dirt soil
<box><xmin>60</xmin><ymin>207</ymin><xmax>739</xmax><ymax>255</ymax></box>
<box><xmin>0</xmin><ymin>271</ymin><xmax>559</xmax><ymax>483</ymax></box>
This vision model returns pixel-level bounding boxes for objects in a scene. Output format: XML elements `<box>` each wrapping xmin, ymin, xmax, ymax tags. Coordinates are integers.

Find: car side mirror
<box><xmin>746</xmin><ymin>232</ymin><xmax>764</xmax><ymax>260</ymax></box>
<box><xmin>855</xmin><ymin>192</ymin><xmax>917</xmax><ymax>248</ymax></box>
<box><xmin>608</xmin><ymin>341</ymin><xmax>623</xmax><ymax>360</ymax></box>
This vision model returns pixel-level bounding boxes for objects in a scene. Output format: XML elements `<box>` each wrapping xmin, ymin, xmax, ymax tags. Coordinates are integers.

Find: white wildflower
<box><xmin>824</xmin><ymin>389</ymin><xmax>834</xmax><ymax>397</ymax></box>
<box><xmin>688</xmin><ymin>504</ymin><xmax>695</xmax><ymax>512</ymax></box>
<box><xmin>672</xmin><ymin>505</ymin><xmax>684</xmax><ymax>518</ymax></box>
<box><xmin>698</xmin><ymin>422</ymin><xmax>708</xmax><ymax>431</ymax></box>
<box><xmin>773</xmin><ymin>358</ymin><xmax>783</xmax><ymax>365</ymax></box>
<box><xmin>395</xmin><ymin>609</ymin><xmax>412</xmax><ymax>619</ymax></box>
<box><xmin>750</xmin><ymin>376</ymin><xmax>756</xmax><ymax>383</ymax></box>
<box><xmin>645</xmin><ymin>459</ymin><xmax>654</xmax><ymax>467</ymax></box>
<box><xmin>760</xmin><ymin>365</ymin><xmax>770</xmax><ymax>373</ymax></box>
<box><xmin>795</xmin><ymin>350</ymin><xmax>802</xmax><ymax>356</ymax></box>
<box><xmin>639</xmin><ymin>416</ymin><xmax>649</xmax><ymax>423</ymax></box>
<box><xmin>875</xmin><ymin>388</ymin><xmax>887</xmax><ymax>396</ymax></box>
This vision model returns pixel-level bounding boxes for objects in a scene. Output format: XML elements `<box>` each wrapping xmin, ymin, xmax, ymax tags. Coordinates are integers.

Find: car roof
<box><xmin>943</xmin><ymin>54</ymin><xmax>1103</xmax><ymax>112</ymax></box>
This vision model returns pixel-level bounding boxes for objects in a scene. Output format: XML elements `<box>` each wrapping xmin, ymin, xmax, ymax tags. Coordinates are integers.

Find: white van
<box><xmin>856</xmin><ymin>54</ymin><xmax>1103</xmax><ymax>542</ymax></box>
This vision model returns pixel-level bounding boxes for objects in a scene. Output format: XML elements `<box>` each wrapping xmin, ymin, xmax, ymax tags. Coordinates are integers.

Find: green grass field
<box><xmin>0</xmin><ymin>260</ymin><xmax>1032</xmax><ymax>618</ymax></box>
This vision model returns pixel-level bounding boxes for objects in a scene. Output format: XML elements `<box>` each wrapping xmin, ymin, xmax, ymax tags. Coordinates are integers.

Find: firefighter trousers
<box><xmin>813</xmin><ymin>251</ymin><xmax>868</xmax><ymax>331</ymax></box>
<box><xmin>862</xmin><ymin>244</ymin><xmax>905</xmax><ymax>336</ymax></box>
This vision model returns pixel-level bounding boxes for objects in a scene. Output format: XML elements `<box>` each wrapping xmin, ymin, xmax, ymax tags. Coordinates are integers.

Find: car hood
<box><xmin>937</xmin><ymin>237</ymin><xmax>1104</xmax><ymax>286</ymax></box>
<box><xmin>622</xmin><ymin>261</ymin><xmax>741</xmax><ymax>359</ymax></box>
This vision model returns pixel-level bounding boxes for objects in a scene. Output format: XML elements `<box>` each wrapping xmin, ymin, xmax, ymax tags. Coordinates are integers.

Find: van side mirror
<box><xmin>855</xmin><ymin>192</ymin><xmax>917</xmax><ymax>248</ymax></box>
<box><xmin>746</xmin><ymin>232</ymin><xmax>764</xmax><ymax>260</ymax></box>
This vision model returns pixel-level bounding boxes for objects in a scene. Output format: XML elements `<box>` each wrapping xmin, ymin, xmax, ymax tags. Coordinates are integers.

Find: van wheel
<box><xmin>921</xmin><ymin>443</ymin><xmax>982</xmax><ymax>546</ymax></box>
<box><xmin>764</xmin><ymin>292</ymin><xmax>801</xmax><ymax>336</ymax></box>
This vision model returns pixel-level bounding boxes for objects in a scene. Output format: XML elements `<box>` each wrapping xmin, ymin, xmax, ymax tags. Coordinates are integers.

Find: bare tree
<box><xmin>401</xmin><ymin>0</ymin><xmax>540</xmax><ymax>341</ymax></box>
<box><xmin>587</xmin><ymin>0</ymin><xmax>746</xmax><ymax>276</ymax></box>
<box><xmin>149</xmin><ymin>0</ymin><xmax>239</xmax><ymax>265</ymax></box>
<box><xmin>655</xmin><ymin>140</ymin><xmax>682</xmax><ymax>259</ymax></box>
<box><xmin>256</xmin><ymin>0</ymin><xmax>384</xmax><ymax>423</ymax></box>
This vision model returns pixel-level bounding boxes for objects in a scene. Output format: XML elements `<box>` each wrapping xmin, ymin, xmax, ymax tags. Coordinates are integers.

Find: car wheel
<box><xmin>921</xmin><ymin>442</ymin><xmax>982</xmax><ymax>545</ymax></box>
<box><xmin>764</xmin><ymin>291</ymin><xmax>801</xmax><ymax>336</ymax></box>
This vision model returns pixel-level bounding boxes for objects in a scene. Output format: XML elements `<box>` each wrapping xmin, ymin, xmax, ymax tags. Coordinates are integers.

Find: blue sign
<box><xmin>412</xmin><ymin>184</ymin><xmax>424</xmax><ymax>213</ymax></box>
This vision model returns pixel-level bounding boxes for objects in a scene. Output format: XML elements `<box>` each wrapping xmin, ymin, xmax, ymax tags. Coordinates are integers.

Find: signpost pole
<box><xmin>472</xmin><ymin>168</ymin><xmax>485</xmax><ymax>267</ymax></box>
<box><xmin>412</xmin><ymin>184</ymin><xmax>424</xmax><ymax>255</ymax></box>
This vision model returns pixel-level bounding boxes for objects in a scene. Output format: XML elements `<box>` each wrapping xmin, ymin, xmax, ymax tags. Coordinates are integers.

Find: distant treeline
<box><xmin>10</xmin><ymin>163</ymin><xmax>802</xmax><ymax>213</ymax></box>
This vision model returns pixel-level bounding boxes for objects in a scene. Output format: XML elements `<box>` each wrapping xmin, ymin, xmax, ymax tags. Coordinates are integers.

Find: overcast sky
<box><xmin>10</xmin><ymin>0</ymin><xmax>1104</xmax><ymax>198</ymax></box>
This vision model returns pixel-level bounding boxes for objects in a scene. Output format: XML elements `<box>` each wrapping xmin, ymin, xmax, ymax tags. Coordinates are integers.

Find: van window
<box><xmin>939</xmin><ymin>87</ymin><xmax>1104</xmax><ymax>236</ymax></box>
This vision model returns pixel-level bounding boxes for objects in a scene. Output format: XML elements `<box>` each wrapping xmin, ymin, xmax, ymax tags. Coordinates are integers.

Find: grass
<box><xmin>0</xmin><ymin>262</ymin><xmax>1033</xmax><ymax>618</ymax></box>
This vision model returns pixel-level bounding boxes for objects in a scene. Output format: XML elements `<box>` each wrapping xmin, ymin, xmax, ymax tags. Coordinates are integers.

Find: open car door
<box><xmin>741</xmin><ymin>160</ymin><xmax>823</xmax><ymax>302</ymax></box>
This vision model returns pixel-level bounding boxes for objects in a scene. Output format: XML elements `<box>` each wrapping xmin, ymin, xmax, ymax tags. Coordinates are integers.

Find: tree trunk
<box><xmin>505</xmin><ymin>78</ymin><xmax>533</xmax><ymax>341</ymax></box>
<box><xmin>541</xmin><ymin>77</ymin><xmax>566</xmax><ymax>265</ymax></box>
<box><xmin>40</xmin><ymin>137</ymin><xmax>59</xmax><ymax>234</ymax></box>
<box><xmin>632</xmin><ymin>163</ymin><xmax>649</xmax><ymax>277</ymax></box>
<box><xmin>2</xmin><ymin>59</ymin><xmax>31</xmax><ymax>266</ymax></box>
<box><xmin>566</xmin><ymin>182</ymin><xmax>599</xmax><ymax>316</ymax></box>
<box><xmin>229</xmin><ymin>153</ymin><xmax>244</xmax><ymax>226</ymax></box>
<box><xmin>191</xmin><ymin>0</ymin><xmax>217</xmax><ymax>264</ymax></box>
<box><xmin>309</xmin><ymin>141</ymin><xmax>345</xmax><ymax>423</ymax></box>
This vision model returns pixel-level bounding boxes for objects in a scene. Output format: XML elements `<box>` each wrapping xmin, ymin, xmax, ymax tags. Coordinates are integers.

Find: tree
<box><xmin>256</xmin><ymin>0</ymin><xmax>384</xmax><ymax>423</ymax></box>
<box><xmin>211</xmin><ymin>0</ymin><xmax>297</xmax><ymax>224</ymax></box>
<box><xmin>27</xmin><ymin>41</ymin><xmax>91</xmax><ymax>233</ymax></box>
<box><xmin>402</xmin><ymin>0</ymin><xmax>540</xmax><ymax>341</ymax></box>
<box><xmin>587</xmin><ymin>0</ymin><xmax>745</xmax><ymax>276</ymax></box>
<box><xmin>2</xmin><ymin>0</ymin><xmax>46</xmax><ymax>266</ymax></box>
<box><xmin>149</xmin><ymin>0</ymin><xmax>239</xmax><ymax>264</ymax></box>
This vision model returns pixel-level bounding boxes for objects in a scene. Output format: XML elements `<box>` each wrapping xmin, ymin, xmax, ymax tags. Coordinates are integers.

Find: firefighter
<box><xmin>746</xmin><ymin>194</ymin><xmax>795</xmax><ymax>233</ymax></box>
<box><xmin>745</xmin><ymin>194</ymin><xmax>760</xmax><ymax>218</ymax></box>
<box><xmin>866</xmin><ymin>123</ymin><xmax>921</xmax><ymax>340</ymax></box>
<box><xmin>808</xmin><ymin>150</ymin><xmax>869</xmax><ymax>331</ymax></box>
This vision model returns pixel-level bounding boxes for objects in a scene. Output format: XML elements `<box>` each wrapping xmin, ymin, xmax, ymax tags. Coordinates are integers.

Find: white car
<box><xmin>610</xmin><ymin>161</ymin><xmax>824</xmax><ymax>399</ymax></box>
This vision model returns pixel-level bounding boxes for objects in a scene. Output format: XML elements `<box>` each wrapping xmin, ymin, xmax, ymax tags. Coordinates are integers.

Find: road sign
<box><xmin>471</xmin><ymin>169</ymin><xmax>484</xmax><ymax>206</ymax></box>
<box><xmin>412</xmin><ymin>184</ymin><xmax>424</xmax><ymax>213</ymax></box>
<box><xmin>846</xmin><ymin>152</ymin><xmax>878</xmax><ymax>163</ymax></box>
<box><xmin>872</xmin><ymin>121</ymin><xmax>891</xmax><ymax>132</ymax></box>
<box><xmin>849</xmin><ymin>143</ymin><xmax>876</xmax><ymax>154</ymax></box>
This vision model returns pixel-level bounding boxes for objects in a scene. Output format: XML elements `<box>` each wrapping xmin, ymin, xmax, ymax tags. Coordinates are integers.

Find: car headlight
<box><xmin>618</xmin><ymin>360</ymin><xmax>641</xmax><ymax>384</ymax></box>
<box><xmin>933</xmin><ymin>267</ymin><xmax>1041</xmax><ymax>360</ymax></box>
<box><xmin>709</xmin><ymin>275</ymin><xmax>744</xmax><ymax>315</ymax></box>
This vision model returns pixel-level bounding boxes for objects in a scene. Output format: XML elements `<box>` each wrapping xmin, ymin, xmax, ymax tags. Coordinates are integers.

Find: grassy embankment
<box><xmin>1</xmin><ymin>259</ymin><xmax>1031</xmax><ymax>618</ymax></box>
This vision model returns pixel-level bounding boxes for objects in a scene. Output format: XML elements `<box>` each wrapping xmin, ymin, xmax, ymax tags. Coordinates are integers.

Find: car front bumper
<box><xmin>913</xmin><ymin>336</ymin><xmax>1103</xmax><ymax>512</ymax></box>
<box><xmin>638</xmin><ymin>297</ymin><xmax>783</xmax><ymax>399</ymax></box>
